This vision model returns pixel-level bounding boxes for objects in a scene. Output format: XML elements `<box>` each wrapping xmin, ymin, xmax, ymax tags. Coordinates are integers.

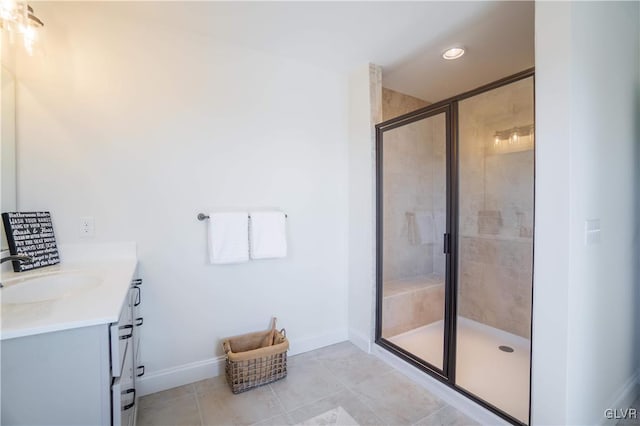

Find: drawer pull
<box><xmin>119</xmin><ymin>324</ymin><xmax>133</xmax><ymax>340</ymax></box>
<box><xmin>123</xmin><ymin>388</ymin><xmax>136</xmax><ymax>410</ymax></box>
<box><xmin>133</xmin><ymin>286</ymin><xmax>142</xmax><ymax>307</ymax></box>
<box><xmin>137</xmin><ymin>365</ymin><xmax>145</xmax><ymax>377</ymax></box>
<box><xmin>135</xmin><ymin>317</ymin><xmax>144</xmax><ymax>327</ymax></box>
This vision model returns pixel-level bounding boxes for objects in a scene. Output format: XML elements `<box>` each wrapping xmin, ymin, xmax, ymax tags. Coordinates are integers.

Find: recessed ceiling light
<box><xmin>442</xmin><ymin>47</ymin><xmax>465</xmax><ymax>60</ymax></box>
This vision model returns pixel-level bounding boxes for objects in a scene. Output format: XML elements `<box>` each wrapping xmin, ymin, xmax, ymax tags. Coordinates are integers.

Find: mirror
<box><xmin>1</xmin><ymin>65</ymin><xmax>17</xmax><ymax>250</ymax></box>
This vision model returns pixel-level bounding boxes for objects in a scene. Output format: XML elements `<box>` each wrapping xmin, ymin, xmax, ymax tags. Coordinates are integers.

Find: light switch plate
<box><xmin>585</xmin><ymin>219</ymin><xmax>600</xmax><ymax>245</ymax></box>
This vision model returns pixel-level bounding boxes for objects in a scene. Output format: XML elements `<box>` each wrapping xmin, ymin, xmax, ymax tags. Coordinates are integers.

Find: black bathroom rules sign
<box><xmin>2</xmin><ymin>211</ymin><xmax>60</xmax><ymax>272</ymax></box>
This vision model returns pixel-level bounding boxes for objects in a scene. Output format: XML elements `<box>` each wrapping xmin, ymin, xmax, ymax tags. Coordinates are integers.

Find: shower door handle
<box><xmin>443</xmin><ymin>233</ymin><xmax>451</xmax><ymax>254</ymax></box>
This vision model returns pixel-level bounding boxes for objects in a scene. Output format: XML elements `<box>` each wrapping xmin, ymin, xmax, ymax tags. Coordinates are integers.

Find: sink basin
<box><xmin>1</xmin><ymin>272</ymin><xmax>102</xmax><ymax>304</ymax></box>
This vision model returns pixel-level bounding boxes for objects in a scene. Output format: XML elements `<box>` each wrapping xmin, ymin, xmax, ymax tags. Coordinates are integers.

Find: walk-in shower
<box><xmin>376</xmin><ymin>70</ymin><xmax>534</xmax><ymax>425</ymax></box>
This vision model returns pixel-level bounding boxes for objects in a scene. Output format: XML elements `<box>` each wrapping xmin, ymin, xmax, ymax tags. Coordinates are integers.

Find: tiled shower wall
<box><xmin>381</xmin><ymin>88</ymin><xmax>446</xmax><ymax>282</ymax></box>
<box><xmin>382</xmin><ymin>88</ymin><xmax>429</xmax><ymax>122</ymax></box>
<box><xmin>458</xmin><ymin>236</ymin><xmax>533</xmax><ymax>338</ymax></box>
<box><xmin>381</xmin><ymin>80</ymin><xmax>534</xmax><ymax>339</ymax></box>
<box><xmin>457</xmin><ymin>77</ymin><xmax>534</xmax><ymax>338</ymax></box>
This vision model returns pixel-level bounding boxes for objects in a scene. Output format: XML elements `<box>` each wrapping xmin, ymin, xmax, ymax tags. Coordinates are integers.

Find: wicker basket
<box><xmin>222</xmin><ymin>318</ymin><xmax>289</xmax><ymax>394</ymax></box>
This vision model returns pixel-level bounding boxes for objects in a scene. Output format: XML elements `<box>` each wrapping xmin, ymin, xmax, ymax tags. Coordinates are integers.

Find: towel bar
<box><xmin>197</xmin><ymin>213</ymin><xmax>287</xmax><ymax>221</ymax></box>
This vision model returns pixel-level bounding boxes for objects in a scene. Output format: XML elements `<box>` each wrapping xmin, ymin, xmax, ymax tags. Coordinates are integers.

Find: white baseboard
<box><xmin>137</xmin><ymin>356</ymin><xmax>225</xmax><ymax>396</ymax></box>
<box><xmin>288</xmin><ymin>328</ymin><xmax>348</xmax><ymax>356</ymax></box>
<box><xmin>348</xmin><ymin>328</ymin><xmax>372</xmax><ymax>353</ymax></box>
<box><xmin>600</xmin><ymin>369</ymin><xmax>640</xmax><ymax>425</ymax></box>
<box><xmin>371</xmin><ymin>345</ymin><xmax>509</xmax><ymax>426</ymax></box>
<box><xmin>137</xmin><ymin>328</ymin><xmax>349</xmax><ymax>396</ymax></box>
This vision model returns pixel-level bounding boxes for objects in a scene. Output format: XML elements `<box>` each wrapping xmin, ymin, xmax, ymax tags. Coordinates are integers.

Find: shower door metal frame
<box><xmin>374</xmin><ymin>68</ymin><xmax>535</xmax><ymax>426</ymax></box>
<box><xmin>374</xmin><ymin>104</ymin><xmax>453</xmax><ymax>379</ymax></box>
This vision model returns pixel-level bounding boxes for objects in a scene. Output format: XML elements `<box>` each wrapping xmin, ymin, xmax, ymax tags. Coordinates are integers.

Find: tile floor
<box><xmin>137</xmin><ymin>341</ymin><xmax>479</xmax><ymax>426</ymax></box>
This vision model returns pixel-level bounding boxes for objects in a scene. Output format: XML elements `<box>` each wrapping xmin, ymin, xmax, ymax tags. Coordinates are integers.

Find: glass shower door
<box><xmin>378</xmin><ymin>109</ymin><xmax>449</xmax><ymax>372</ymax></box>
<box><xmin>455</xmin><ymin>76</ymin><xmax>534</xmax><ymax>423</ymax></box>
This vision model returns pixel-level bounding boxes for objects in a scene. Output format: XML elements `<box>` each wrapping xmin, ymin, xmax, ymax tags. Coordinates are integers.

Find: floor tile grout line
<box><xmin>283</xmin><ymin>388</ymin><xmax>347</xmax><ymax>415</ymax></box>
<box><xmin>281</xmin><ymin>351</ymin><xmax>383</xmax><ymax>419</ymax></box>
<box><xmin>321</xmin><ymin>355</ymin><xmax>366</xmax><ymax>392</ymax></box>
<box><xmin>317</xmin><ymin>351</ymin><xmax>395</xmax><ymax>393</ymax></box>
<box><xmin>194</xmin><ymin>384</ymin><xmax>225</xmax><ymax>398</ymax></box>
<box><xmin>277</xmin><ymin>355</ymin><xmax>351</xmax><ymax>413</ymax></box>
<box><xmin>410</xmin><ymin>403</ymin><xmax>448</xmax><ymax>426</ymax></box>
<box><xmin>294</xmin><ymin>354</ymin><xmax>446</xmax><ymax>426</ymax></box>
<box><xmin>272</xmin><ymin>379</ymin><xmax>385</xmax><ymax>426</ymax></box>
<box><xmin>248</xmin><ymin>411</ymin><xmax>282</xmax><ymax>426</ymax></box>
<box><xmin>346</xmin><ymin>385</ymin><xmax>389</xmax><ymax>425</ymax></box>
<box><xmin>193</xmin><ymin>387</ymin><xmax>205</xmax><ymax>426</ymax></box>
<box><xmin>341</xmin><ymin>387</ymin><xmax>386</xmax><ymax>425</ymax></box>
<box><xmin>288</xmin><ymin>345</ymin><xmax>393</xmax><ymax>424</ymax></box>
<box><xmin>382</xmin><ymin>367</ymin><xmax>455</xmax><ymax>423</ymax></box>
<box><xmin>139</xmin><ymin>383</ymin><xmax>199</xmax><ymax>410</ymax></box>
<box><xmin>341</xmin><ymin>362</ymin><xmax>443</xmax><ymax>426</ymax></box>
<box><xmin>308</xmin><ymin>350</ymin><xmax>373</xmax><ymax>392</ymax></box>
<box><xmin>268</xmin><ymin>383</ymin><xmax>290</xmax><ymax>420</ymax></box>
<box><xmin>316</xmin><ymin>358</ymin><xmax>354</xmax><ymax>391</ymax></box>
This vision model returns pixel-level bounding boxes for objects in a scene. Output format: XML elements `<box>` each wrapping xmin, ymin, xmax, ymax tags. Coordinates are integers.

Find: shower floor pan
<box><xmin>388</xmin><ymin>317</ymin><xmax>530</xmax><ymax>423</ymax></box>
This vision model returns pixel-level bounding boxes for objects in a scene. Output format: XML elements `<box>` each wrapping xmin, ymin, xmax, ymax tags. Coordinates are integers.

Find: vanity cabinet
<box><xmin>113</xmin><ymin>278</ymin><xmax>144</xmax><ymax>426</ymax></box>
<box><xmin>132</xmin><ymin>278</ymin><xmax>144</xmax><ymax>385</ymax></box>
<box><xmin>111</xmin><ymin>279</ymin><xmax>143</xmax><ymax>426</ymax></box>
<box><xmin>0</xmin><ymin>277</ymin><xmax>143</xmax><ymax>426</ymax></box>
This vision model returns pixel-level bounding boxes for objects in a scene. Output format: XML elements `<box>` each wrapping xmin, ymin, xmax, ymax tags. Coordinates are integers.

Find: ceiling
<box><xmin>39</xmin><ymin>1</ymin><xmax>534</xmax><ymax>103</ymax></box>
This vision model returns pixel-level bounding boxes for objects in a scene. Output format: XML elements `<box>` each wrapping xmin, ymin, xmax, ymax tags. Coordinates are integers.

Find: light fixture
<box><xmin>442</xmin><ymin>47</ymin><xmax>465</xmax><ymax>60</ymax></box>
<box><xmin>0</xmin><ymin>0</ymin><xmax>44</xmax><ymax>55</ymax></box>
<box><xmin>490</xmin><ymin>124</ymin><xmax>534</xmax><ymax>153</ymax></box>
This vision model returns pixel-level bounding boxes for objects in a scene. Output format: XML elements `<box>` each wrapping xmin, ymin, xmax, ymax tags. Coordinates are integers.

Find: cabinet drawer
<box><xmin>110</xmin><ymin>324</ymin><xmax>131</xmax><ymax>377</ymax></box>
<box><xmin>112</xmin><ymin>342</ymin><xmax>135</xmax><ymax>426</ymax></box>
<box><xmin>110</xmin><ymin>290</ymin><xmax>134</xmax><ymax>377</ymax></box>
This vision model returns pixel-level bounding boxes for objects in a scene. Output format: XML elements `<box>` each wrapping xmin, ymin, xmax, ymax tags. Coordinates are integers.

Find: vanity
<box><xmin>0</xmin><ymin>242</ymin><xmax>143</xmax><ymax>426</ymax></box>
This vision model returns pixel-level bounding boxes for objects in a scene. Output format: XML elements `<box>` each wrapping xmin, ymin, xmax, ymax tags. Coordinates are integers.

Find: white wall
<box><xmin>1</xmin><ymin>37</ymin><xmax>17</xmax><ymax>252</ymax></box>
<box><xmin>530</xmin><ymin>3</ymin><xmax>572</xmax><ymax>422</ymax></box>
<box><xmin>533</xmin><ymin>2</ymin><xmax>640</xmax><ymax>424</ymax></box>
<box><xmin>15</xmin><ymin>3</ymin><xmax>349</xmax><ymax>393</ymax></box>
<box><xmin>347</xmin><ymin>64</ymin><xmax>380</xmax><ymax>351</ymax></box>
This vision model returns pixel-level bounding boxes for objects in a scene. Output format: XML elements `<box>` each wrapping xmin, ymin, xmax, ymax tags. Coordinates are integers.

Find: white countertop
<box><xmin>1</xmin><ymin>242</ymin><xmax>137</xmax><ymax>340</ymax></box>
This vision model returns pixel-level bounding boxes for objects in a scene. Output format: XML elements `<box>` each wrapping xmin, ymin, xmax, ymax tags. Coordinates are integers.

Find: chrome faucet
<box><xmin>0</xmin><ymin>254</ymin><xmax>34</xmax><ymax>288</ymax></box>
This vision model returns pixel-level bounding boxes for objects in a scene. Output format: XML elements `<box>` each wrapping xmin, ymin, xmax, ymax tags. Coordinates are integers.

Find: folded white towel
<box><xmin>415</xmin><ymin>211</ymin><xmax>434</xmax><ymax>245</ymax></box>
<box><xmin>249</xmin><ymin>211</ymin><xmax>287</xmax><ymax>259</ymax></box>
<box><xmin>208</xmin><ymin>212</ymin><xmax>249</xmax><ymax>264</ymax></box>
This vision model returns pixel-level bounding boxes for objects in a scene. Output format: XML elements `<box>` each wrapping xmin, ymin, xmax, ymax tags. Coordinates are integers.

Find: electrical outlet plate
<box><xmin>80</xmin><ymin>216</ymin><xmax>95</xmax><ymax>238</ymax></box>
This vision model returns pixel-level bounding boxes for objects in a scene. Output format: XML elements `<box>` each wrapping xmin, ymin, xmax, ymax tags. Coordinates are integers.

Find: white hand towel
<box><xmin>208</xmin><ymin>212</ymin><xmax>249</xmax><ymax>264</ymax></box>
<box><xmin>249</xmin><ymin>211</ymin><xmax>287</xmax><ymax>259</ymax></box>
<box><xmin>415</xmin><ymin>211</ymin><xmax>434</xmax><ymax>245</ymax></box>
